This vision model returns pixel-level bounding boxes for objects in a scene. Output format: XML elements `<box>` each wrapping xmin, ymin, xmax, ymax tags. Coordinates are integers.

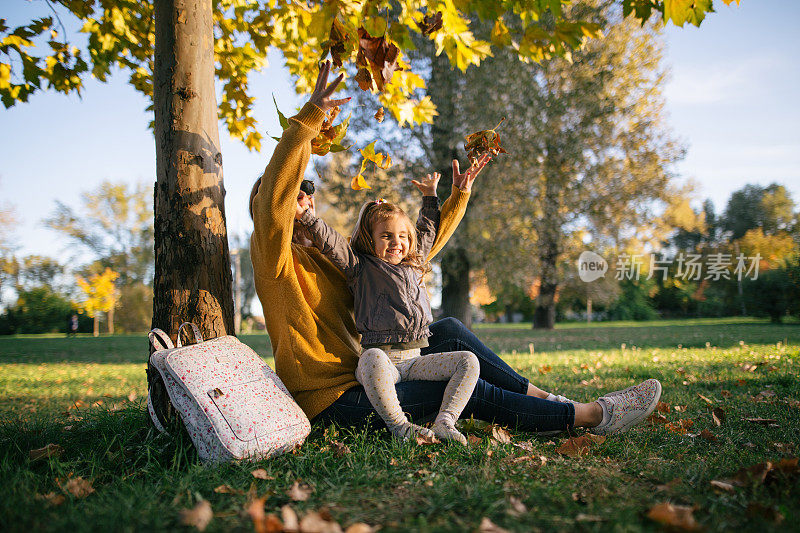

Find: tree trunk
<box><xmin>93</xmin><ymin>315</ymin><xmax>99</xmax><ymax>337</ymax></box>
<box><xmin>533</xmin><ymin>156</ymin><xmax>562</xmax><ymax>330</ymax></box>
<box><xmin>152</xmin><ymin>0</ymin><xmax>234</xmax><ymax>344</ymax></box>
<box><xmin>428</xmin><ymin>41</ymin><xmax>472</xmax><ymax>326</ymax></box>
<box><xmin>440</xmin><ymin>247</ymin><xmax>472</xmax><ymax>327</ymax></box>
<box><xmin>107</xmin><ymin>306</ymin><xmax>114</xmax><ymax>334</ymax></box>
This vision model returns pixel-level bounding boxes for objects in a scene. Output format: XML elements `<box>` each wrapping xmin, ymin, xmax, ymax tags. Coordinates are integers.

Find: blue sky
<box><xmin>1</xmin><ymin>0</ymin><xmax>798</xmax><ymax>264</ymax></box>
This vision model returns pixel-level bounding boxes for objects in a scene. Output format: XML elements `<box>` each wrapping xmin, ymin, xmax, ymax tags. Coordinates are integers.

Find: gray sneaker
<box><xmin>589</xmin><ymin>379</ymin><xmax>662</xmax><ymax>436</ymax></box>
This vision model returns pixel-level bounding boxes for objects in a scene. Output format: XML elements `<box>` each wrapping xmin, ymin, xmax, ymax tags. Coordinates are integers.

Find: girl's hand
<box><xmin>452</xmin><ymin>153</ymin><xmax>492</xmax><ymax>192</ymax></box>
<box><xmin>308</xmin><ymin>60</ymin><xmax>350</xmax><ymax>112</ymax></box>
<box><xmin>411</xmin><ymin>172</ymin><xmax>441</xmax><ymax>197</ymax></box>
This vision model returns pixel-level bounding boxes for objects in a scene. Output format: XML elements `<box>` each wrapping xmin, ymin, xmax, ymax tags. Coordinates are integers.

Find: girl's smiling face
<box><xmin>371</xmin><ymin>215</ymin><xmax>411</xmax><ymax>265</ymax></box>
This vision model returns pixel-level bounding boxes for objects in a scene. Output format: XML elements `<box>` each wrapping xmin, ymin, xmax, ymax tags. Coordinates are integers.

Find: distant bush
<box><xmin>607</xmin><ymin>280</ymin><xmax>658</xmax><ymax>321</ymax></box>
<box><xmin>744</xmin><ymin>258</ymin><xmax>800</xmax><ymax>323</ymax></box>
<box><xmin>0</xmin><ymin>286</ymin><xmax>76</xmax><ymax>334</ymax></box>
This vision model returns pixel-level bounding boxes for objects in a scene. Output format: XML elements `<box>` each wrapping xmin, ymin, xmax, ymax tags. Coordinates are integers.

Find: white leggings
<box><xmin>354</xmin><ymin>347</ymin><xmax>480</xmax><ymax>436</ymax></box>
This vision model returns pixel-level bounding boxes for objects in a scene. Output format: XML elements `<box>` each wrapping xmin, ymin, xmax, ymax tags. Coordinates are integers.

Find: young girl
<box><xmin>294</xmin><ymin>171</ymin><xmax>484</xmax><ymax>444</ymax></box>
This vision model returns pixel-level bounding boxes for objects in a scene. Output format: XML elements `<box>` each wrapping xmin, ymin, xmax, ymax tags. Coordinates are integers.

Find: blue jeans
<box><xmin>313</xmin><ymin>318</ymin><xmax>575</xmax><ymax>432</ymax></box>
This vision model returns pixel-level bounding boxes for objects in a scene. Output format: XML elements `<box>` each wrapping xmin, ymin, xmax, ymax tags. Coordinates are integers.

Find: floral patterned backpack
<box><xmin>146</xmin><ymin>322</ymin><xmax>311</xmax><ymax>463</ymax></box>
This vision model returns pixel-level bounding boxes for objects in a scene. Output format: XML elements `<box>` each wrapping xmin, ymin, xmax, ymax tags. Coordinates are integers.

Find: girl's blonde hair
<box><xmin>351</xmin><ymin>200</ymin><xmax>431</xmax><ymax>276</ymax></box>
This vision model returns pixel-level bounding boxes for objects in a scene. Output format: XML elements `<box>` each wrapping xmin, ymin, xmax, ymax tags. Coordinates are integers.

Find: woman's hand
<box><xmin>308</xmin><ymin>60</ymin><xmax>350</xmax><ymax>112</ymax></box>
<box><xmin>452</xmin><ymin>153</ymin><xmax>492</xmax><ymax>192</ymax></box>
<box><xmin>411</xmin><ymin>172</ymin><xmax>441</xmax><ymax>197</ymax></box>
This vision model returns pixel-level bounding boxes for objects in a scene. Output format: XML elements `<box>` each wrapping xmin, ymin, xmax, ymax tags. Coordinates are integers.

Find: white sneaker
<box><xmin>589</xmin><ymin>379</ymin><xmax>662</xmax><ymax>436</ymax></box>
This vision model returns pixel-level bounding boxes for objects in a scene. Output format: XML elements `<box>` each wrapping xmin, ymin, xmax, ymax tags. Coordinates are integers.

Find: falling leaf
<box><xmin>61</xmin><ymin>477</ymin><xmax>94</xmax><ymax>499</ymax></box>
<box><xmin>709</xmin><ymin>480</ymin><xmax>735</xmax><ymax>493</ymax></box>
<box><xmin>287</xmin><ymin>481</ymin><xmax>314</xmax><ymax>501</ymax></box>
<box><xmin>251</xmin><ymin>468</ymin><xmax>273</xmax><ymax>480</ymax></box>
<box><xmin>464</xmin><ymin>118</ymin><xmax>508</xmax><ymax>163</ymax></box>
<box><xmin>646</xmin><ymin>502</ymin><xmax>699</xmax><ymax>531</ymax></box>
<box><xmin>373</xmin><ymin>107</ymin><xmax>384</xmax><ymax>123</ymax></box>
<box><xmin>180</xmin><ymin>500</ymin><xmax>213</xmax><ymax>531</ymax></box>
<box><xmin>356</xmin><ymin>27</ymin><xmax>402</xmax><ymax>92</ymax></box>
<box><xmin>281</xmin><ymin>505</ymin><xmax>300</xmax><ymax>533</ymax></box>
<box><xmin>742</xmin><ymin>417</ymin><xmax>778</xmax><ymax>426</ymax></box>
<box><xmin>299</xmin><ymin>510</ymin><xmax>343</xmax><ymax>533</ymax></box>
<box><xmin>478</xmin><ymin>517</ymin><xmax>510</xmax><ymax>533</ymax></box>
<box><xmin>273</xmin><ymin>98</ymin><xmax>350</xmax><ymax>156</ymax></box>
<box><xmin>711</xmin><ymin>407</ymin><xmax>725</xmax><ymax>427</ymax></box>
<box><xmin>416</xmin><ymin>11</ymin><xmax>443</xmax><ymax>35</ymax></box>
<box><xmin>350</xmin><ymin>173</ymin><xmax>371</xmax><ymax>191</ymax></box>
<box><xmin>556</xmin><ymin>435</ymin><xmax>604</xmax><ymax>457</ymax></box>
<box><xmin>322</xmin><ymin>17</ymin><xmax>351</xmax><ymax>68</ymax></box>
<box><xmin>29</xmin><ymin>443</ymin><xmax>64</xmax><ymax>462</ymax></box>
<box><xmin>35</xmin><ymin>492</ymin><xmax>65</xmax><ymax>506</ymax></box>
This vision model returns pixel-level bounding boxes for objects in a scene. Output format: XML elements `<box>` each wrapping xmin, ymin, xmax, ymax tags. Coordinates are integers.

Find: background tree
<box><xmin>3</xmin><ymin>0</ymin><xmax>733</xmax><ymax>337</ymax></box>
<box><xmin>76</xmin><ymin>267</ymin><xmax>119</xmax><ymax>336</ymax></box>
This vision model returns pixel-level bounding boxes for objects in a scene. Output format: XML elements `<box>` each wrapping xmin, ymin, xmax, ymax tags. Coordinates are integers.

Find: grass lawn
<box><xmin>1</xmin><ymin>318</ymin><xmax>798</xmax><ymax>531</ymax></box>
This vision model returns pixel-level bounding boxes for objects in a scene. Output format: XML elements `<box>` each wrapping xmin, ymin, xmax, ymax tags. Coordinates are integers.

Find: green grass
<box><xmin>1</xmin><ymin>318</ymin><xmax>798</xmax><ymax>532</ymax></box>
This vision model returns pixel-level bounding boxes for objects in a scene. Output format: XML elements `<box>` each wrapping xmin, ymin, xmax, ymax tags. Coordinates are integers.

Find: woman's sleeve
<box><xmin>426</xmin><ymin>185</ymin><xmax>471</xmax><ymax>261</ymax></box>
<box><xmin>250</xmin><ymin>103</ymin><xmax>327</xmax><ymax>281</ymax></box>
<box><xmin>296</xmin><ymin>210</ymin><xmax>360</xmax><ymax>275</ymax></box>
<box><xmin>416</xmin><ymin>196</ymin><xmax>440</xmax><ymax>260</ymax></box>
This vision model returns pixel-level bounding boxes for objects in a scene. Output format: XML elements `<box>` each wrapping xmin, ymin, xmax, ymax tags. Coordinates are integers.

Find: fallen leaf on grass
<box><xmin>720</xmin><ymin>390</ymin><xmax>732</xmax><ymax>398</ymax></box>
<box><xmin>247</xmin><ymin>497</ymin><xmax>283</xmax><ymax>533</ymax></box>
<box><xmin>60</xmin><ymin>477</ymin><xmax>94</xmax><ymax>498</ymax></box>
<box><xmin>697</xmin><ymin>393</ymin><xmax>713</xmax><ymax>404</ymax></box>
<box><xmin>281</xmin><ymin>505</ymin><xmax>299</xmax><ymax>533</ymax></box>
<box><xmin>648</xmin><ymin>413</ymin><xmax>668</xmax><ymax>426</ymax></box>
<box><xmin>287</xmin><ymin>481</ymin><xmax>314</xmax><ymax>501</ymax></box>
<box><xmin>665</xmin><ymin>419</ymin><xmax>694</xmax><ymax>434</ymax></box>
<box><xmin>35</xmin><ymin>492</ymin><xmax>65</xmax><ymax>506</ymax></box>
<box><xmin>478</xmin><ymin>517</ymin><xmax>510</xmax><ymax>533</ymax></box>
<box><xmin>785</xmin><ymin>398</ymin><xmax>800</xmax><ymax>409</ymax></box>
<box><xmin>415</xmin><ymin>433</ymin><xmax>439</xmax><ymax>446</ymax></box>
<box><xmin>709</xmin><ymin>480</ymin><xmax>735</xmax><ymax>493</ymax></box>
<box><xmin>299</xmin><ymin>510</ymin><xmax>343</xmax><ymax>533</ymax></box>
<box><xmin>507</xmin><ymin>496</ymin><xmax>527</xmax><ymax>517</ymax></box>
<box><xmin>179</xmin><ymin>500</ymin><xmax>213</xmax><ymax>531</ymax></box>
<box><xmin>490</xmin><ymin>425</ymin><xmax>512</xmax><ymax>444</ymax></box>
<box><xmin>331</xmin><ymin>440</ymin><xmax>351</xmax><ymax>457</ymax></box>
<box><xmin>344</xmin><ymin>524</ymin><xmax>375</xmax><ymax>533</ymax></box>
<box><xmin>747</xmin><ymin>503</ymin><xmax>784</xmax><ymax>524</ymax></box>
<box><xmin>741</xmin><ymin>363</ymin><xmax>758</xmax><ymax>372</ymax></box>
<box><xmin>742</xmin><ymin>417</ymin><xmax>778</xmax><ymax>426</ymax></box>
<box><xmin>468</xmin><ymin>434</ymin><xmax>483</xmax><ymax>446</ymax></box>
<box><xmin>646</xmin><ymin>502</ymin><xmax>699</xmax><ymax>531</ymax></box>
<box><xmin>655</xmin><ymin>478</ymin><xmax>682</xmax><ymax>492</ymax></box>
<box><xmin>698</xmin><ymin>429</ymin><xmax>717</xmax><ymax>442</ymax></box>
<box><xmin>509</xmin><ymin>455</ymin><xmax>548</xmax><ymax>467</ymax></box>
<box><xmin>29</xmin><ymin>443</ymin><xmax>64</xmax><ymax>462</ymax></box>
<box><xmin>753</xmin><ymin>390</ymin><xmax>777</xmax><ymax>402</ymax></box>
<box><xmin>556</xmin><ymin>435</ymin><xmax>605</xmax><ymax>457</ymax></box>
<box><xmin>214</xmin><ymin>484</ymin><xmax>243</xmax><ymax>495</ymax></box>
<box><xmin>674</xmin><ymin>404</ymin><xmax>688</xmax><ymax>412</ymax></box>
<box><xmin>127</xmin><ymin>391</ymin><xmax>137</xmax><ymax>402</ymax></box>
<box><xmin>657</xmin><ymin>401</ymin><xmax>671</xmax><ymax>414</ymax></box>
<box><xmin>711</xmin><ymin>407</ymin><xmax>725</xmax><ymax>426</ymax></box>
<box><xmin>251</xmin><ymin>468</ymin><xmax>273</xmax><ymax>480</ymax></box>
<box><xmin>575</xmin><ymin>513</ymin><xmax>604</xmax><ymax>522</ymax></box>
<box><xmin>538</xmin><ymin>365</ymin><xmax>552</xmax><ymax>375</ymax></box>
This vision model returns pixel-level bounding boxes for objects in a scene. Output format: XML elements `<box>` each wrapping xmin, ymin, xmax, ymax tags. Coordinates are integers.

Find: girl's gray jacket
<box><xmin>296</xmin><ymin>196</ymin><xmax>439</xmax><ymax>346</ymax></box>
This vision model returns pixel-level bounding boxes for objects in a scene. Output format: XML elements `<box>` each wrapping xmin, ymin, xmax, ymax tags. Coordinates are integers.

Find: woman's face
<box><xmin>371</xmin><ymin>215</ymin><xmax>411</xmax><ymax>265</ymax></box>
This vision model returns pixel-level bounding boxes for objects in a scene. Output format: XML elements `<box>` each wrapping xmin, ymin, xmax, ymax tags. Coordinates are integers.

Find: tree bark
<box><xmin>440</xmin><ymin>246</ymin><xmax>472</xmax><ymax>328</ymax></box>
<box><xmin>152</xmin><ymin>0</ymin><xmax>234</xmax><ymax>343</ymax></box>
<box><xmin>107</xmin><ymin>306</ymin><xmax>114</xmax><ymax>334</ymax></box>
<box><xmin>533</xmin><ymin>154</ymin><xmax>562</xmax><ymax>330</ymax></box>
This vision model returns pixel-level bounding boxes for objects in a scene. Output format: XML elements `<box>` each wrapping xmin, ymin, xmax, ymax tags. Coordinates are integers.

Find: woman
<box><xmin>249</xmin><ymin>62</ymin><xmax>660</xmax><ymax>437</ymax></box>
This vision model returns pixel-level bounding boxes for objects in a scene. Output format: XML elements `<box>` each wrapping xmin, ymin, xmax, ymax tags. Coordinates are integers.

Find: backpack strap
<box><xmin>177</xmin><ymin>322</ymin><xmax>204</xmax><ymax>347</ymax></box>
<box><xmin>148</xmin><ymin>328</ymin><xmax>174</xmax><ymax>351</ymax></box>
